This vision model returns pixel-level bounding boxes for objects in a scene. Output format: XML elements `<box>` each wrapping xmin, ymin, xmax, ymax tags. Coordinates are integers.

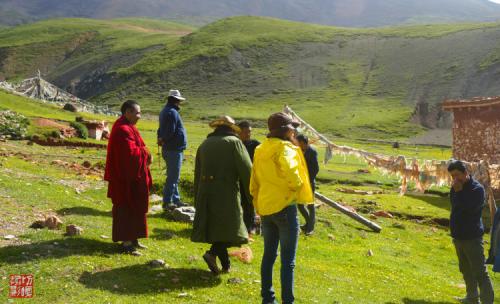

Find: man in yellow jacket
<box><xmin>250</xmin><ymin>112</ymin><xmax>314</xmax><ymax>304</ymax></box>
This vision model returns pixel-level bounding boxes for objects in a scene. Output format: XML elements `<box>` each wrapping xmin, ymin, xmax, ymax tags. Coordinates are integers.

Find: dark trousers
<box><xmin>453</xmin><ymin>238</ymin><xmax>494</xmax><ymax>304</ymax></box>
<box><xmin>241</xmin><ymin>195</ymin><xmax>256</xmax><ymax>232</ymax></box>
<box><xmin>298</xmin><ymin>204</ymin><xmax>315</xmax><ymax>232</ymax></box>
<box><xmin>209</xmin><ymin>242</ymin><xmax>230</xmax><ymax>269</ymax></box>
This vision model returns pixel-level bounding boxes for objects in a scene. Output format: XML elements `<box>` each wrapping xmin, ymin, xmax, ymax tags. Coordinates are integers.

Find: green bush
<box><xmin>70</xmin><ymin>121</ymin><xmax>88</xmax><ymax>139</ymax></box>
<box><xmin>46</xmin><ymin>130</ymin><xmax>60</xmax><ymax>138</ymax></box>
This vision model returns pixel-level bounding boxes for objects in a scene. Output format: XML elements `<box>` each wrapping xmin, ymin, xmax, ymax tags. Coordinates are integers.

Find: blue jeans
<box><xmin>261</xmin><ymin>204</ymin><xmax>299</xmax><ymax>304</ymax></box>
<box><xmin>162</xmin><ymin>150</ymin><xmax>183</xmax><ymax>205</ymax></box>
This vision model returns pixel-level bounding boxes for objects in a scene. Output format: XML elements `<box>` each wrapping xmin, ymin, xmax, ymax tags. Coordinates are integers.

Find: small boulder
<box><xmin>228</xmin><ymin>278</ymin><xmax>244</xmax><ymax>284</ymax></box>
<box><xmin>172</xmin><ymin>206</ymin><xmax>196</xmax><ymax>223</ymax></box>
<box><xmin>45</xmin><ymin>215</ymin><xmax>63</xmax><ymax>230</ymax></box>
<box><xmin>65</xmin><ymin>224</ymin><xmax>83</xmax><ymax>236</ymax></box>
<box><xmin>149</xmin><ymin>259</ymin><xmax>166</xmax><ymax>268</ymax></box>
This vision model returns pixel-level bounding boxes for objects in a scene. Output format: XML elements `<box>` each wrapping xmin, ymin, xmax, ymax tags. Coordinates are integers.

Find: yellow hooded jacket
<box><xmin>250</xmin><ymin>137</ymin><xmax>314</xmax><ymax>216</ymax></box>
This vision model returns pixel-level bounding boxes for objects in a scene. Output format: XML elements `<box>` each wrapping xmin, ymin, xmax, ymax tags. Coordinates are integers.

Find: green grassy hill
<box><xmin>101</xmin><ymin>17</ymin><xmax>500</xmax><ymax>139</ymax></box>
<box><xmin>3</xmin><ymin>16</ymin><xmax>500</xmax><ymax>140</ymax></box>
<box><xmin>0</xmin><ymin>18</ymin><xmax>194</xmax><ymax>97</ymax></box>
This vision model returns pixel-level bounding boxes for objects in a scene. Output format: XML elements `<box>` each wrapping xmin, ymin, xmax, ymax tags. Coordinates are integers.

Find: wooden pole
<box><xmin>315</xmin><ymin>191</ymin><xmax>382</xmax><ymax>233</ymax></box>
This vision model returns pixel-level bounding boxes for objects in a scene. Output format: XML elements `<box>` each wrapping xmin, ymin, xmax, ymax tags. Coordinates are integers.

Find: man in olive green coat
<box><xmin>191</xmin><ymin>115</ymin><xmax>253</xmax><ymax>275</ymax></box>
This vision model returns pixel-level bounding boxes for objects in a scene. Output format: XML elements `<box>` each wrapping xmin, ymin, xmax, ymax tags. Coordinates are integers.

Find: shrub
<box><xmin>45</xmin><ymin>129</ymin><xmax>61</xmax><ymax>139</ymax></box>
<box><xmin>70</xmin><ymin>121</ymin><xmax>88</xmax><ymax>139</ymax></box>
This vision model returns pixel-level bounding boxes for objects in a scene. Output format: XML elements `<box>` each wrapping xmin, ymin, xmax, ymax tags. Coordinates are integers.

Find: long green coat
<box><xmin>191</xmin><ymin>130</ymin><xmax>253</xmax><ymax>246</ymax></box>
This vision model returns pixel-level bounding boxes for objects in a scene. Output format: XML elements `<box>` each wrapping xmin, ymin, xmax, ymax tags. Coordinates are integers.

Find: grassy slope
<box><xmin>0</xmin><ymin>18</ymin><xmax>194</xmax><ymax>82</ymax></box>
<box><xmin>4</xmin><ymin>16</ymin><xmax>500</xmax><ymax>141</ymax></box>
<box><xmin>99</xmin><ymin>17</ymin><xmax>500</xmax><ymax>140</ymax></box>
<box><xmin>0</xmin><ymin>90</ymin><xmax>498</xmax><ymax>303</ymax></box>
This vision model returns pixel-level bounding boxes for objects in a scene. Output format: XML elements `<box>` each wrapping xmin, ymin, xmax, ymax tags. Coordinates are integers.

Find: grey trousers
<box><xmin>453</xmin><ymin>238</ymin><xmax>495</xmax><ymax>304</ymax></box>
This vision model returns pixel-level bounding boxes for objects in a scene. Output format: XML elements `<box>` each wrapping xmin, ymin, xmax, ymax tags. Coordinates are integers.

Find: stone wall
<box><xmin>451</xmin><ymin>105</ymin><xmax>500</xmax><ymax>164</ymax></box>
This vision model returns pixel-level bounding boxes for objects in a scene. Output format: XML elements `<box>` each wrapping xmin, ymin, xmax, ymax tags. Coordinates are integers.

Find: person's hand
<box><xmin>157</xmin><ymin>138</ymin><xmax>164</xmax><ymax>146</ymax></box>
<box><xmin>452</xmin><ymin>179</ymin><xmax>463</xmax><ymax>192</ymax></box>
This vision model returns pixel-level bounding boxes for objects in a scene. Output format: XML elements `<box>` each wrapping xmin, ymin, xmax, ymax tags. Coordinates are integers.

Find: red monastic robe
<box><xmin>104</xmin><ymin>116</ymin><xmax>152</xmax><ymax>242</ymax></box>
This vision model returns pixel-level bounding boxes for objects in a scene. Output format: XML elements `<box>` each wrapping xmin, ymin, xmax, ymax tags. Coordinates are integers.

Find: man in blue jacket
<box><xmin>448</xmin><ymin>160</ymin><xmax>494</xmax><ymax>304</ymax></box>
<box><xmin>296</xmin><ymin>134</ymin><xmax>319</xmax><ymax>236</ymax></box>
<box><xmin>157</xmin><ymin>90</ymin><xmax>188</xmax><ymax>210</ymax></box>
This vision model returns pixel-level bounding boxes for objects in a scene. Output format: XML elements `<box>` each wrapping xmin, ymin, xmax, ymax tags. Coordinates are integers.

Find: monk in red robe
<box><xmin>104</xmin><ymin>100</ymin><xmax>152</xmax><ymax>255</ymax></box>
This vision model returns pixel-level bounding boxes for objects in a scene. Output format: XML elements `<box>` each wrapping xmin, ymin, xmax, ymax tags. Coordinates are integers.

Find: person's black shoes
<box><xmin>122</xmin><ymin>242</ymin><xmax>142</xmax><ymax>256</ymax></box>
<box><xmin>203</xmin><ymin>251</ymin><xmax>220</xmax><ymax>275</ymax></box>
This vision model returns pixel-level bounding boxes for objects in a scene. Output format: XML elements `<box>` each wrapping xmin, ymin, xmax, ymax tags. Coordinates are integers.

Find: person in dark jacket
<box><xmin>191</xmin><ymin>116</ymin><xmax>252</xmax><ymax>275</ymax></box>
<box><xmin>448</xmin><ymin>160</ymin><xmax>494</xmax><ymax>304</ymax></box>
<box><xmin>237</xmin><ymin>121</ymin><xmax>260</xmax><ymax>161</ymax></box>
<box><xmin>296</xmin><ymin>134</ymin><xmax>319</xmax><ymax>236</ymax></box>
<box><xmin>157</xmin><ymin>90</ymin><xmax>188</xmax><ymax>210</ymax></box>
<box><xmin>237</xmin><ymin>121</ymin><xmax>261</xmax><ymax>234</ymax></box>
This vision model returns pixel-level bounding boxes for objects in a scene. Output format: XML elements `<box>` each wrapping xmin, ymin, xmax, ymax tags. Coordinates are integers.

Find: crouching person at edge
<box><xmin>104</xmin><ymin>100</ymin><xmax>152</xmax><ymax>256</ymax></box>
<box><xmin>250</xmin><ymin>112</ymin><xmax>314</xmax><ymax>304</ymax></box>
<box><xmin>191</xmin><ymin>116</ymin><xmax>252</xmax><ymax>275</ymax></box>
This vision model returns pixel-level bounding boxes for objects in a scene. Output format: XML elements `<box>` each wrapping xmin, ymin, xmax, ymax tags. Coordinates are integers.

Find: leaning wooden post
<box><xmin>315</xmin><ymin>191</ymin><xmax>382</xmax><ymax>233</ymax></box>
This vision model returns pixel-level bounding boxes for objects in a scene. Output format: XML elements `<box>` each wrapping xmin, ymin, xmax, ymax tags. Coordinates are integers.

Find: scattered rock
<box><xmin>150</xmin><ymin>194</ymin><xmax>163</xmax><ymax>203</ymax></box>
<box><xmin>327</xmin><ymin>234</ymin><xmax>335</xmax><ymax>241</ymax></box>
<box><xmin>150</xmin><ymin>204</ymin><xmax>163</xmax><ymax>213</ymax></box>
<box><xmin>177</xmin><ymin>293</ymin><xmax>189</xmax><ymax>298</ymax></box>
<box><xmin>149</xmin><ymin>259</ymin><xmax>166</xmax><ymax>268</ymax></box>
<box><xmin>373</xmin><ymin>211</ymin><xmax>393</xmax><ymax>218</ymax></box>
<box><xmin>228</xmin><ymin>278</ymin><xmax>244</xmax><ymax>284</ymax></box>
<box><xmin>45</xmin><ymin>215</ymin><xmax>63</xmax><ymax>229</ymax></box>
<box><xmin>367</xmin><ymin>249</ymin><xmax>374</xmax><ymax>257</ymax></box>
<box><xmin>65</xmin><ymin>224</ymin><xmax>83</xmax><ymax>236</ymax></box>
<box><xmin>100</xmin><ymin>235</ymin><xmax>110</xmax><ymax>239</ymax></box>
<box><xmin>4</xmin><ymin>235</ymin><xmax>16</xmax><ymax>240</ymax></box>
<box><xmin>172</xmin><ymin>206</ymin><xmax>196</xmax><ymax>223</ymax></box>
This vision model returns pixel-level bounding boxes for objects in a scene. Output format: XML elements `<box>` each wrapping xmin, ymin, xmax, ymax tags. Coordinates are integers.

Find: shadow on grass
<box><xmin>151</xmin><ymin>227</ymin><xmax>192</xmax><ymax>240</ymax></box>
<box><xmin>79</xmin><ymin>265</ymin><xmax>221</xmax><ymax>294</ymax></box>
<box><xmin>0</xmin><ymin>238</ymin><xmax>118</xmax><ymax>265</ymax></box>
<box><xmin>57</xmin><ymin>206</ymin><xmax>111</xmax><ymax>217</ymax></box>
<box><xmin>394</xmin><ymin>299</ymin><xmax>454</xmax><ymax>304</ymax></box>
<box><xmin>405</xmin><ymin>193</ymin><xmax>450</xmax><ymax>212</ymax></box>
